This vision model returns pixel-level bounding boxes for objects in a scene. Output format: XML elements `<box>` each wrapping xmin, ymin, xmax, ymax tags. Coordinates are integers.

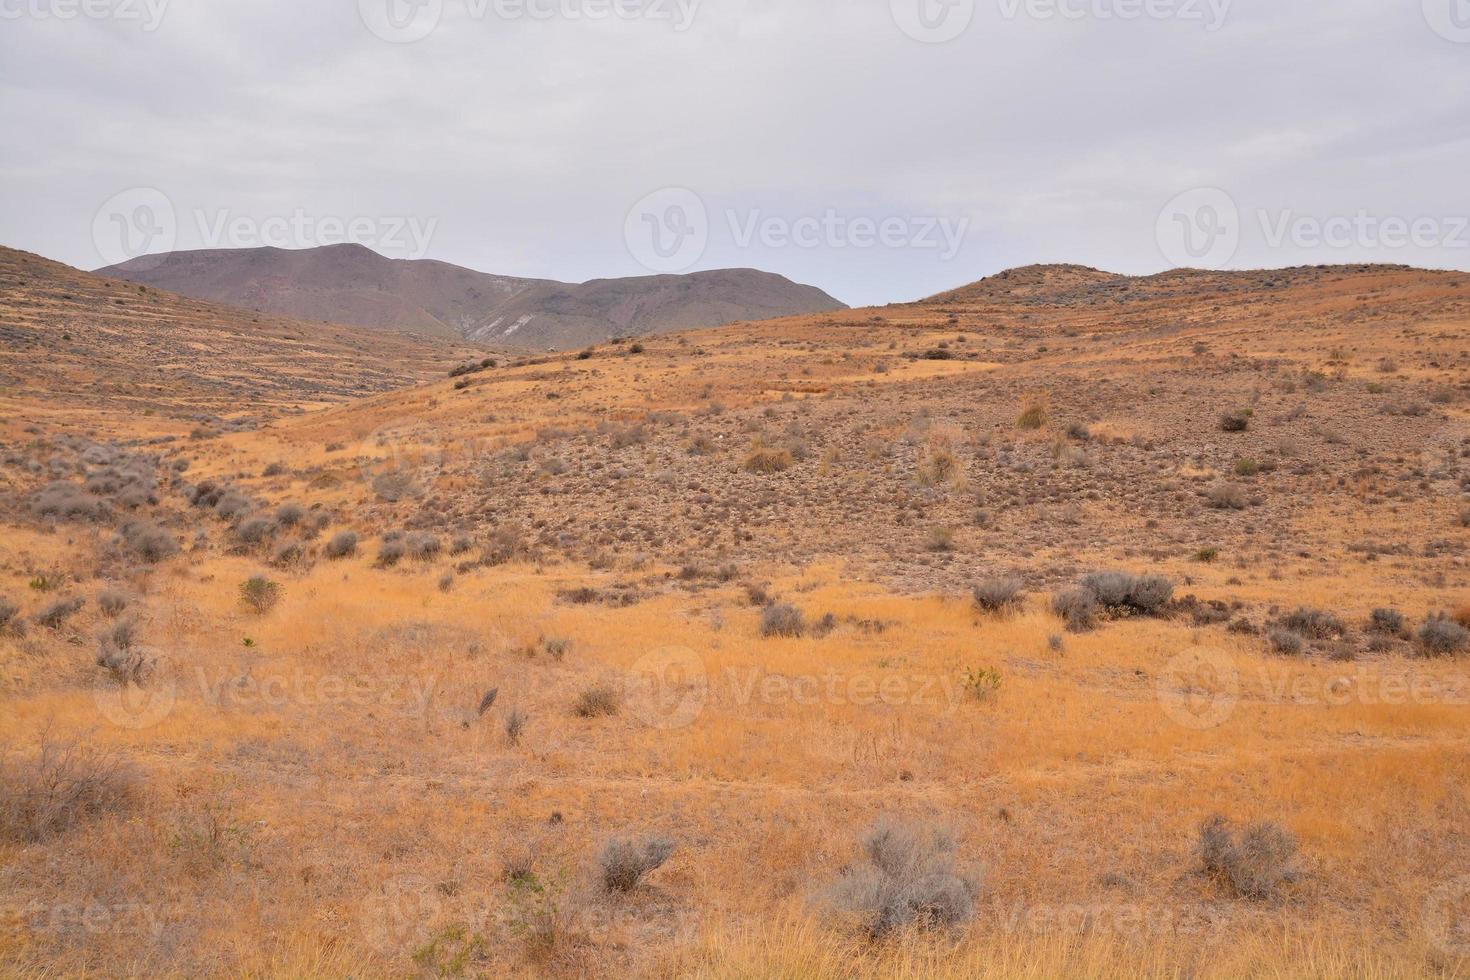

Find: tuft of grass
<box><xmin>1015</xmin><ymin>403</ymin><xmax>1047</xmax><ymax>430</ymax></box>
<box><xmin>743</xmin><ymin>442</ymin><xmax>794</xmax><ymax>474</ymax></box>
<box><xmin>574</xmin><ymin>684</ymin><xmax>619</xmax><ymax>718</ymax></box>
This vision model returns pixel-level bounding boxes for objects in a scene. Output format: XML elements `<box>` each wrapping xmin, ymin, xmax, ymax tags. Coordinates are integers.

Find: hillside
<box><xmin>2</xmin><ymin>261</ymin><xmax>1469</xmax><ymax>977</ymax></box>
<box><xmin>0</xmin><ymin>246</ymin><xmax>479</xmax><ymax>439</ymax></box>
<box><xmin>98</xmin><ymin>244</ymin><xmax>847</xmax><ymax>349</ymax></box>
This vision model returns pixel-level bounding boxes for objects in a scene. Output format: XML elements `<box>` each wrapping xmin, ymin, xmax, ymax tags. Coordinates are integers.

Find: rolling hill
<box><xmin>98</xmin><ymin>244</ymin><xmax>846</xmax><ymax>349</ymax></box>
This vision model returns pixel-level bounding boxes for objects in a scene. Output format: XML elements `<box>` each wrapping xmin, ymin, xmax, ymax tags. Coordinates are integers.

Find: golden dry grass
<box><xmin>2</xmin><ymin>260</ymin><xmax>1470</xmax><ymax>976</ymax></box>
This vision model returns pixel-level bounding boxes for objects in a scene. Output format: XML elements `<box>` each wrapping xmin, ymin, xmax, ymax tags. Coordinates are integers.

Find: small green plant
<box><xmin>1195</xmin><ymin>547</ymin><xmax>1220</xmax><ymax>563</ymax></box>
<box><xmin>412</xmin><ymin>924</ymin><xmax>488</xmax><ymax>978</ymax></box>
<box><xmin>961</xmin><ymin>666</ymin><xmax>1002</xmax><ymax>701</ymax></box>
<box><xmin>1234</xmin><ymin>458</ymin><xmax>1259</xmax><ymax>477</ymax></box>
<box><xmin>238</xmin><ymin>576</ymin><xmax>281</xmax><ymax>615</ymax></box>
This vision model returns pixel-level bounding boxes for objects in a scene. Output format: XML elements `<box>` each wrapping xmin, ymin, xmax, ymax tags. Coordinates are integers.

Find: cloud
<box><xmin>2</xmin><ymin>0</ymin><xmax>1467</xmax><ymax>306</ymax></box>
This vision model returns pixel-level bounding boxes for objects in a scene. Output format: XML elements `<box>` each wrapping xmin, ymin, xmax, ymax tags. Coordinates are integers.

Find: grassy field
<box><xmin>2</xmin><ymin>260</ymin><xmax>1469</xmax><ymax>976</ymax></box>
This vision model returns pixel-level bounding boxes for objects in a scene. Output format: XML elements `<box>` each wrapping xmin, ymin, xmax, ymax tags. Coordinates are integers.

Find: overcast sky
<box><xmin>2</xmin><ymin>0</ymin><xmax>1468</xmax><ymax>306</ymax></box>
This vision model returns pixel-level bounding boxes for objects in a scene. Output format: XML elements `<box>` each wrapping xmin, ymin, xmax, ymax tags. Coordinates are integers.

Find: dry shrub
<box><xmin>924</xmin><ymin>526</ymin><xmax>955</xmax><ymax>552</ymax></box>
<box><xmin>600</xmin><ymin>835</ymin><xmax>674</xmax><ymax>892</ymax></box>
<box><xmin>31</xmin><ymin>481</ymin><xmax>111</xmax><ymax>522</ymax></box>
<box><xmin>239</xmin><ymin>576</ymin><xmax>282</xmax><ymax>615</ymax></box>
<box><xmin>1268</xmin><ymin>629</ymin><xmax>1305</xmax><ymax>656</ymax></box>
<box><xmin>0</xmin><ymin>740</ymin><xmax>138</xmax><ymax>843</ymax></box>
<box><xmin>377</xmin><ymin>537</ymin><xmax>407</xmax><ymax>568</ymax></box>
<box><xmin>117</xmin><ymin>521</ymin><xmax>179</xmax><ymax>563</ymax></box>
<box><xmin>1077</xmin><ymin>571</ymin><xmax>1173</xmax><ymax>615</ymax></box>
<box><xmin>0</xmin><ymin>596</ymin><xmax>21</xmax><ymax>633</ymax></box>
<box><xmin>406</xmin><ymin>531</ymin><xmax>442</xmax><ymax>561</ymax></box>
<box><xmin>744</xmin><ymin>442</ymin><xmax>794</xmax><ymax>474</ymax></box>
<box><xmin>34</xmin><ymin>595</ymin><xmax>85</xmax><ymax>629</ymax></box>
<box><xmin>761</xmin><ymin>603</ymin><xmax>805</xmax><ymax>638</ymax></box>
<box><xmin>1279</xmin><ymin>607</ymin><xmax>1345</xmax><ymax>640</ymax></box>
<box><xmin>1417</xmin><ymin>614</ymin><xmax>1470</xmax><ymax>656</ymax></box>
<box><xmin>1052</xmin><ymin>588</ymin><xmax>1097</xmax><ymax>632</ymax></box>
<box><xmin>324</xmin><ymin>530</ymin><xmax>358</xmax><ymax>559</ymax></box>
<box><xmin>274</xmin><ymin>502</ymin><xmax>306</xmax><ymax>526</ymax></box>
<box><xmin>972</xmin><ymin>577</ymin><xmax>1024</xmax><ymax>614</ymax></box>
<box><xmin>1206</xmin><ymin>481</ymin><xmax>1248</xmax><ymax>510</ymax></box>
<box><xmin>574</xmin><ymin>684</ymin><xmax>619</xmax><ymax>718</ymax></box>
<box><xmin>1368</xmin><ymin>608</ymin><xmax>1405</xmax><ymax>635</ymax></box>
<box><xmin>1220</xmin><ymin>411</ymin><xmax>1250</xmax><ymax>432</ymax></box>
<box><xmin>1198</xmin><ymin>815</ymin><xmax>1299</xmax><ymax>900</ymax></box>
<box><xmin>824</xmin><ymin>817</ymin><xmax>980</xmax><ymax>938</ymax></box>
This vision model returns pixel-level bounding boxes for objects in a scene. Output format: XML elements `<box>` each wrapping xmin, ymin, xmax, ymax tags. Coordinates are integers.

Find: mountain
<box><xmin>97</xmin><ymin>244</ymin><xmax>846</xmax><ymax>348</ymax></box>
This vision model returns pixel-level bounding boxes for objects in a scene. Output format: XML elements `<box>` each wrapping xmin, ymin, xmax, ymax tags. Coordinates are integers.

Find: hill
<box><xmin>98</xmin><ymin>244</ymin><xmax>847</xmax><ymax>348</ymax></box>
<box><xmin>0</xmin><ymin>246</ymin><xmax>479</xmax><ymax>440</ymax></box>
<box><xmin>2</xmin><ymin>261</ymin><xmax>1469</xmax><ymax>977</ymax></box>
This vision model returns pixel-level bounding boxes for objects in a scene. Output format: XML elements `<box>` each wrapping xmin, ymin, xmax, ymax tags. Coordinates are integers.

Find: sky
<box><xmin>2</xmin><ymin>0</ymin><xmax>1468</xmax><ymax>307</ymax></box>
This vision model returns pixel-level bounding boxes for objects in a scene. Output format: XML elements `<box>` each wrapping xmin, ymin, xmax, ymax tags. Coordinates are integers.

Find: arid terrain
<box><xmin>2</xmin><ymin>254</ymin><xmax>1469</xmax><ymax>978</ymax></box>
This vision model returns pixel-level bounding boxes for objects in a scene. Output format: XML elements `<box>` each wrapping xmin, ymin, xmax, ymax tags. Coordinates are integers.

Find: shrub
<box><xmin>377</xmin><ymin>538</ymin><xmax>407</xmax><ymax>568</ymax></box>
<box><xmin>824</xmin><ymin>817</ymin><xmax>980</xmax><ymax>938</ymax></box>
<box><xmin>924</xmin><ymin>527</ymin><xmax>955</xmax><ymax>552</ymax></box>
<box><xmin>96</xmin><ymin>619</ymin><xmax>150</xmax><ymax>684</ymax></box>
<box><xmin>1198</xmin><ymin>815</ymin><xmax>1299</xmax><ymax>900</ymax></box>
<box><xmin>574</xmin><ymin>684</ymin><xmax>619</xmax><ymax>718</ymax></box>
<box><xmin>0</xmin><ymin>596</ymin><xmax>21</xmax><ymax>633</ymax></box>
<box><xmin>235</xmin><ymin>515</ymin><xmax>275</xmax><ymax>545</ymax></box>
<box><xmin>0</xmin><ymin>741</ymin><xmax>138</xmax><ymax>843</ymax></box>
<box><xmin>239</xmin><ymin>576</ymin><xmax>282</xmax><ymax>615</ymax></box>
<box><xmin>325</xmin><ymin>531</ymin><xmax>358</xmax><ymax>559</ymax></box>
<box><xmin>275</xmin><ymin>502</ymin><xmax>306</xmax><ymax>527</ymax></box>
<box><xmin>34</xmin><ymin>596</ymin><xmax>85</xmax><ymax>629</ymax></box>
<box><xmin>1052</xmin><ymin>588</ymin><xmax>1097</xmax><ymax>632</ymax></box>
<box><xmin>406</xmin><ymin>531</ymin><xmax>442</xmax><ymax>561</ymax></box>
<box><xmin>1267</xmin><ymin>628</ymin><xmax>1304</xmax><ymax>656</ymax></box>
<box><xmin>1076</xmin><ymin>571</ymin><xmax>1174</xmax><ymax>615</ymax></box>
<box><xmin>972</xmin><ymin>577</ymin><xmax>1024</xmax><ymax>613</ymax></box>
<box><xmin>1234</xmin><ymin>458</ymin><xmax>1259</xmax><ymax>477</ymax></box>
<box><xmin>916</xmin><ymin>444</ymin><xmax>962</xmax><ymax>488</ymax></box>
<box><xmin>1417</xmin><ymin>614</ymin><xmax>1470</xmax><ymax>656</ymax></box>
<box><xmin>31</xmin><ymin>482</ymin><xmax>110</xmax><ymax>522</ymax></box>
<box><xmin>118</xmin><ymin>521</ymin><xmax>179</xmax><ymax>564</ymax></box>
<box><xmin>743</xmin><ymin>443</ymin><xmax>793</xmax><ymax>474</ymax></box>
<box><xmin>1206</xmin><ymin>482</ymin><xmax>1248</xmax><ymax>510</ymax></box>
<box><xmin>599</xmin><ymin>835</ymin><xmax>674</xmax><ymax>892</ymax></box>
<box><xmin>761</xmin><ymin>603</ymin><xmax>805</xmax><ymax>638</ymax></box>
<box><xmin>1280</xmin><ymin>607</ymin><xmax>1345</xmax><ymax>640</ymax></box>
<box><xmin>270</xmin><ymin>539</ymin><xmax>305</xmax><ymax>568</ymax></box>
<box><xmin>505</xmin><ymin>708</ymin><xmax>527</xmax><ymax>746</ymax></box>
<box><xmin>1220</xmin><ymin>411</ymin><xmax>1250</xmax><ymax>432</ymax></box>
<box><xmin>450</xmin><ymin>533</ymin><xmax>475</xmax><ymax>556</ymax></box>
<box><xmin>1368</xmin><ymin>608</ymin><xmax>1405</xmax><ymax>635</ymax></box>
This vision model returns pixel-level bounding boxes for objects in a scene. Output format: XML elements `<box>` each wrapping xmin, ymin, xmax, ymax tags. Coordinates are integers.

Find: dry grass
<box><xmin>3</xmin><ymin>261</ymin><xmax>1470</xmax><ymax>976</ymax></box>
